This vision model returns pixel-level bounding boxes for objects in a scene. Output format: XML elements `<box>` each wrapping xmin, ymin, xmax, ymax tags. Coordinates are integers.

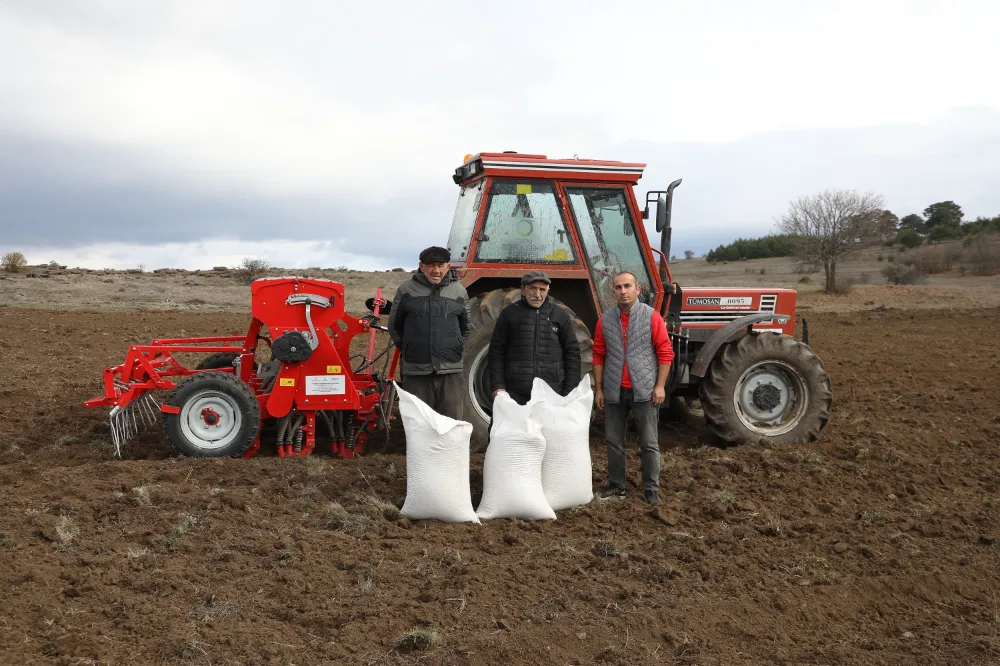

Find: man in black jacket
<box><xmin>488</xmin><ymin>271</ymin><xmax>582</xmax><ymax>405</ymax></box>
<box><xmin>387</xmin><ymin>246</ymin><xmax>471</xmax><ymax>420</ymax></box>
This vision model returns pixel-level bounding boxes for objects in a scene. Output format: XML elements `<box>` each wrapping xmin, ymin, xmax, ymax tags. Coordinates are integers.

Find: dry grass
<box><xmin>396</xmin><ymin>628</ymin><xmax>440</xmax><ymax>652</ymax></box>
<box><xmin>965</xmin><ymin>233</ymin><xmax>1000</xmax><ymax>276</ymax></box>
<box><xmin>362</xmin><ymin>494</ymin><xmax>402</xmax><ymax>520</ymax></box>
<box><xmin>324</xmin><ymin>501</ymin><xmax>375</xmax><ymax>535</ymax></box>
<box><xmin>881</xmin><ymin>264</ymin><xmax>928</xmax><ymax>285</ymax></box>
<box><xmin>55</xmin><ymin>516</ymin><xmax>78</xmax><ymax>546</ymax></box>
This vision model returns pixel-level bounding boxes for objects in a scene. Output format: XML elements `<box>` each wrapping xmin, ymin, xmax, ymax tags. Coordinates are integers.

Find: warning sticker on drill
<box><xmin>306</xmin><ymin>375</ymin><xmax>346</xmax><ymax>395</ymax></box>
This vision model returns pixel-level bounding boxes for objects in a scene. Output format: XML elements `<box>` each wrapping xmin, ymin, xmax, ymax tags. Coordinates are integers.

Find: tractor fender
<box><xmin>689</xmin><ymin>313</ymin><xmax>791</xmax><ymax>378</ymax></box>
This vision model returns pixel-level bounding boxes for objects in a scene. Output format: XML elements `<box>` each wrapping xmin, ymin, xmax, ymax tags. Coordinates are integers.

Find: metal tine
<box><xmin>108</xmin><ymin>392</ymin><xmax>162</xmax><ymax>458</ymax></box>
<box><xmin>109</xmin><ymin>410</ymin><xmax>123</xmax><ymax>458</ymax></box>
<box><xmin>138</xmin><ymin>393</ymin><xmax>156</xmax><ymax>427</ymax></box>
<box><xmin>130</xmin><ymin>403</ymin><xmax>139</xmax><ymax>437</ymax></box>
<box><xmin>143</xmin><ymin>393</ymin><xmax>160</xmax><ymax>428</ymax></box>
<box><xmin>148</xmin><ymin>393</ymin><xmax>161</xmax><ymax>425</ymax></box>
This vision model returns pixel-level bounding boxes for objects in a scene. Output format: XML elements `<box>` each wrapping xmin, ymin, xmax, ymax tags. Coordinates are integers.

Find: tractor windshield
<box><xmin>565</xmin><ymin>186</ymin><xmax>655</xmax><ymax>311</ymax></box>
<box><xmin>447</xmin><ymin>179</ymin><xmax>485</xmax><ymax>262</ymax></box>
<box><xmin>474</xmin><ymin>180</ymin><xmax>576</xmax><ymax>264</ymax></box>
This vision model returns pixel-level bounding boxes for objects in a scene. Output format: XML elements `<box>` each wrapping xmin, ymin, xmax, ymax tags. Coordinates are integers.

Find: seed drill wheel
<box><xmin>462</xmin><ymin>288</ymin><xmax>593</xmax><ymax>453</ymax></box>
<box><xmin>196</xmin><ymin>352</ymin><xmax>240</xmax><ymax>370</ymax></box>
<box><xmin>699</xmin><ymin>332</ymin><xmax>832</xmax><ymax>445</ymax></box>
<box><xmin>163</xmin><ymin>371</ymin><xmax>261</xmax><ymax>457</ymax></box>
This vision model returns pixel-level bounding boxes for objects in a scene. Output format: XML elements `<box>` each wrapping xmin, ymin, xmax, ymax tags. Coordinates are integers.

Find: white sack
<box><xmin>532</xmin><ymin>376</ymin><xmax>595</xmax><ymax>510</ymax></box>
<box><xmin>396</xmin><ymin>382</ymin><xmax>480</xmax><ymax>524</ymax></box>
<box><xmin>476</xmin><ymin>392</ymin><xmax>555</xmax><ymax>521</ymax></box>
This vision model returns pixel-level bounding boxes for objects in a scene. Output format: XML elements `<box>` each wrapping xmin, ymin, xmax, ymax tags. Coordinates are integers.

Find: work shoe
<box><xmin>644</xmin><ymin>491</ymin><xmax>660</xmax><ymax>505</ymax></box>
<box><xmin>598</xmin><ymin>487</ymin><xmax>626</xmax><ymax>500</ymax></box>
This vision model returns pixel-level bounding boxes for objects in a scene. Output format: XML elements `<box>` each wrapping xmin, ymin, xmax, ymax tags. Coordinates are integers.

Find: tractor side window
<box><xmin>565</xmin><ymin>187</ymin><xmax>655</xmax><ymax>311</ymax></box>
<box><xmin>474</xmin><ymin>180</ymin><xmax>576</xmax><ymax>264</ymax></box>
<box><xmin>447</xmin><ymin>179</ymin><xmax>485</xmax><ymax>262</ymax></box>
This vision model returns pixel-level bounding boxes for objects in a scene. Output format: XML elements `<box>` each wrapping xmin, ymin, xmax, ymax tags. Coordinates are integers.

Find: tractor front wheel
<box><xmin>462</xmin><ymin>288</ymin><xmax>593</xmax><ymax>453</ymax></box>
<box><xmin>163</xmin><ymin>371</ymin><xmax>261</xmax><ymax>457</ymax></box>
<box><xmin>699</xmin><ymin>332</ymin><xmax>831</xmax><ymax>445</ymax></box>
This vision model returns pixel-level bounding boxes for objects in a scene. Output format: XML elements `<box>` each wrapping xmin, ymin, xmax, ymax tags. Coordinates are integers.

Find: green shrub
<box><xmin>2</xmin><ymin>251</ymin><xmax>27</xmax><ymax>273</ymax></box>
<box><xmin>234</xmin><ymin>257</ymin><xmax>270</xmax><ymax>284</ymax></box>
<box><xmin>895</xmin><ymin>229</ymin><xmax>923</xmax><ymax>249</ymax></box>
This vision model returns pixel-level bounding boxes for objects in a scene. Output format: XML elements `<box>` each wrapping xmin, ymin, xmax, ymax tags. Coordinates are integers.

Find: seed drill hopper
<box><xmin>84</xmin><ymin>277</ymin><xmax>399</xmax><ymax>458</ymax></box>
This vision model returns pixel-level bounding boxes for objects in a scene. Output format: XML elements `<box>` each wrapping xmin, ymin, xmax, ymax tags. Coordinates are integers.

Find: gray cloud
<box><xmin>3</xmin><ymin>106</ymin><xmax>1000</xmax><ymax>267</ymax></box>
<box><xmin>0</xmin><ymin>132</ymin><xmax>456</xmax><ymax>264</ymax></box>
<box><xmin>3</xmin><ymin>2</ymin><xmax>1000</xmax><ymax>267</ymax></box>
<box><xmin>627</xmin><ymin>106</ymin><xmax>1000</xmax><ymax>255</ymax></box>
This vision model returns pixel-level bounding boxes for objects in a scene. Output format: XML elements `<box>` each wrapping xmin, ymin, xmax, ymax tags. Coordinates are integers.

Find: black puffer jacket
<box><xmin>488</xmin><ymin>296</ymin><xmax>582</xmax><ymax>404</ymax></box>
<box><xmin>388</xmin><ymin>270</ymin><xmax>470</xmax><ymax>376</ymax></box>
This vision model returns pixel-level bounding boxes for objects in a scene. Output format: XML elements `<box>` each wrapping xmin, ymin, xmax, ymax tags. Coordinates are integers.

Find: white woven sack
<box><xmin>395</xmin><ymin>383</ymin><xmax>480</xmax><ymax>524</ymax></box>
<box><xmin>475</xmin><ymin>392</ymin><xmax>555</xmax><ymax>521</ymax></box>
<box><xmin>532</xmin><ymin>376</ymin><xmax>595</xmax><ymax>511</ymax></box>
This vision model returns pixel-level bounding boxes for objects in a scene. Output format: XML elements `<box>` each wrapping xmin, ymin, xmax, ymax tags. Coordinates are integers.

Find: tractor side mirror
<box><xmin>365</xmin><ymin>297</ymin><xmax>392</xmax><ymax>314</ymax></box>
<box><xmin>655</xmin><ymin>195</ymin><xmax>668</xmax><ymax>233</ymax></box>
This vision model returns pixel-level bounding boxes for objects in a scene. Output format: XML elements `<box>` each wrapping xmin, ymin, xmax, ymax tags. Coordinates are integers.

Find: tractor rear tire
<box><xmin>462</xmin><ymin>288</ymin><xmax>593</xmax><ymax>453</ymax></box>
<box><xmin>699</xmin><ymin>332</ymin><xmax>831</xmax><ymax>445</ymax></box>
<box><xmin>163</xmin><ymin>371</ymin><xmax>261</xmax><ymax>457</ymax></box>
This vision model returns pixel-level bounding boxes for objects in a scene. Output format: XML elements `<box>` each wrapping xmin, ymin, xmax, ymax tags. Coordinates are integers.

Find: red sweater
<box><xmin>592</xmin><ymin>309</ymin><xmax>675</xmax><ymax>389</ymax></box>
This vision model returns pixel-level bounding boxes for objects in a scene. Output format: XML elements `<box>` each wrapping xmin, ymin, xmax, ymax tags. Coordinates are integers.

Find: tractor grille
<box><xmin>680</xmin><ymin>294</ymin><xmax>778</xmax><ymax>325</ymax></box>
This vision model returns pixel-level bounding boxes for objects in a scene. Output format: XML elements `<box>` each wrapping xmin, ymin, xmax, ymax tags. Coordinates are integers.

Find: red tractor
<box><xmin>447</xmin><ymin>152</ymin><xmax>832</xmax><ymax>451</ymax></box>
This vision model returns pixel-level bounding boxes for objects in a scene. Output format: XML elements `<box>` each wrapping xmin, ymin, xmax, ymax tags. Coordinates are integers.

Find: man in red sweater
<box><xmin>592</xmin><ymin>271</ymin><xmax>675</xmax><ymax>504</ymax></box>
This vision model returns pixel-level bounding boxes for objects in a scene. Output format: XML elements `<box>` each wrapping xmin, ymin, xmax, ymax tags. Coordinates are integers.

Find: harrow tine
<box><xmin>107</xmin><ymin>392</ymin><xmax>163</xmax><ymax>458</ymax></box>
<box><xmin>138</xmin><ymin>393</ymin><xmax>157</xmax><ymax>428</ymax></box>
<box><xmin>109</xmin><ymin>406</ymin><xmax>124</xmax><ymax>458</ymax></box>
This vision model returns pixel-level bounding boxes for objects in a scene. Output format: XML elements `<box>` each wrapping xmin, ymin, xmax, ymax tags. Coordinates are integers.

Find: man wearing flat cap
<box><xmin>488</xmin><ymin>271</ymin><xmax>581</xmax><ymax>406</ymax></box>
<box><xmin>388</xmin><ymin>246</ymin><xmax>471</xmax><ymax>420</ymax></box>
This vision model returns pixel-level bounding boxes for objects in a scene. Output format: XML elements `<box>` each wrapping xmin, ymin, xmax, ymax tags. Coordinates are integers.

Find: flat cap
<box><xmin>520</xmin><ymin>270</ymin><xmax>551</xmax><ymax>287</ymax></box>
<box><xmin>418</xmin><ymin>246</ymin><xmax>451</xmax><ymax>263</ymax></box>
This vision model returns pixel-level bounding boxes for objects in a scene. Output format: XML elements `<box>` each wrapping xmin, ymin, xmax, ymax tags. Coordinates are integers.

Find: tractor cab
<box><xmin>447</xmin><ymin>152</ymin><xmax>665</xmax><ymax>331</ymax></box>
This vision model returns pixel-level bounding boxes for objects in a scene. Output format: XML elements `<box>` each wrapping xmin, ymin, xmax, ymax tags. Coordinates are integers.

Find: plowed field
<box><xmin>1</xmin><ymin>304</ymin><xmax>999</xmax><ymax>665</ymax></box>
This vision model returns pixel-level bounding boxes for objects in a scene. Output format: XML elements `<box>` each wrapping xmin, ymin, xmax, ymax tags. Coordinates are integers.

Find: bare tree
<box><xmin>775</xmin><ymin>189</ymin><xmax>885</xmax><ymax>292</ymax></box>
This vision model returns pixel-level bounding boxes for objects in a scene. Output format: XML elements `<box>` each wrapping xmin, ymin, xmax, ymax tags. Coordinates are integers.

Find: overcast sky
<box><xmin>1</xmin><ymin>0</ymin><xmax>999</xmax><ymax>270</ymax></box>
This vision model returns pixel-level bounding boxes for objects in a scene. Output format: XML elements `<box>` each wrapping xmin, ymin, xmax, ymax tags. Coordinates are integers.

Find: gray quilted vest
<box><xmin>601</xmin><ymin>301</ymin><xmax>658</xmax><ymax>403</ymax></box>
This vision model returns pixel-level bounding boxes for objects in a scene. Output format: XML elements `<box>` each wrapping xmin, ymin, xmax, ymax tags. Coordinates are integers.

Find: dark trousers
<box><xmin>604</xmin><ymin>387</ymin><xmax>660</xmax><ymax>495</ymax></box>
<box><xmin>400</xmin><ymin>372</ymin><xmax>464</xmax><ymax>421</ymax></box>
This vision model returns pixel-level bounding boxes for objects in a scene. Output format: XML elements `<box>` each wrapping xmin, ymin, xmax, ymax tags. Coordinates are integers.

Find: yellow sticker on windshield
<box><xmin>516</xmin><ymin>184</ymin><xmax>532</xmax><ymax>195</ymax></box>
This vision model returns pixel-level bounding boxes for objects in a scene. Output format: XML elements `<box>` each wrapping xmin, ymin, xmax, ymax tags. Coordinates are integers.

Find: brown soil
<box><xmin>2</xmin><ymin>304</ymin><xmax>999</xmax><ymax>665</ymax></box>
